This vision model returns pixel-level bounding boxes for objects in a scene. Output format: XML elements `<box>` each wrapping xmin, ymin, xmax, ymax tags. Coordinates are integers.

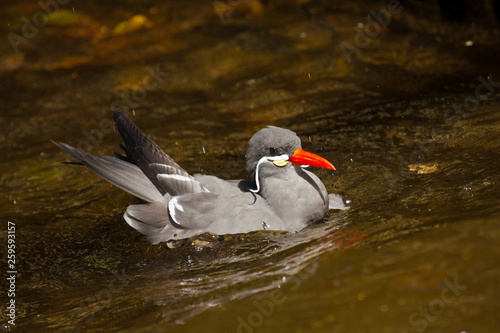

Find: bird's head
<box><xmin>245</xmin><ymin>126</ymin><xmax>335</xmax><ymax>192</ymax></box>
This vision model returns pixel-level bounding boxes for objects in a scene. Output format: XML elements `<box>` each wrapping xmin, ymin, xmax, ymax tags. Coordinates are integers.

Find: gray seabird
<box><xmin>55</xmin><ymin>110</ymin><xmax>345</xmax><ymax>244</ymax></box>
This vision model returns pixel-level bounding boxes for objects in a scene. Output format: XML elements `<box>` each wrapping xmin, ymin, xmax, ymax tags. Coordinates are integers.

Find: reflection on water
<box><xmin>1</xmin><ymin>1</ymin><xmax>499</xmax><ymax>332</ymax></box>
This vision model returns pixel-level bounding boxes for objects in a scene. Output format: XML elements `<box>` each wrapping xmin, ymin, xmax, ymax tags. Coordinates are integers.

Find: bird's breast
<box><xmin>260</xmin><ymin>168</ymin><xmax>328</xmax><ymax>225</ymax></box>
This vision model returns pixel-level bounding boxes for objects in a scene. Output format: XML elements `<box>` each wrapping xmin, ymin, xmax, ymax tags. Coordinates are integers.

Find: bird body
<box><xmin>55</xmin><ymin>110</ymin><xmax>344</xmax><ymax>244</ymax></box>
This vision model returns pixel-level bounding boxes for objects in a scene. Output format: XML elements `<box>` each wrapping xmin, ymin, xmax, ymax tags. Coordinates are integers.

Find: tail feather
<box><xmin>54</xmin><ymin>142</ymin><xmax>164</xmax><ymax>202</ymax></box>
<box><xmin>124</xmin><ymin>202</ymin><xmax>190</xmax><ymax>244</ymax></box>
<box><xmin>124</xmin><ymin>202</ymin><xmax>171</xmax><ymax>242</ymax></box>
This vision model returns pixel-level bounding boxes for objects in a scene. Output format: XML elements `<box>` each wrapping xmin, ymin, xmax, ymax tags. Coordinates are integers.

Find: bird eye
<box><xmin>269</xmin><ymin>147</ymin><xmax>280</xmax><ymax>156</ymax></box>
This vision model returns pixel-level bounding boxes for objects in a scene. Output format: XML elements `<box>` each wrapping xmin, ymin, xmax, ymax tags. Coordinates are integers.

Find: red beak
<box><xmin>289</xmin><ymin>149</ymin><xmax>336</xmax><ymax>170</ymax></box>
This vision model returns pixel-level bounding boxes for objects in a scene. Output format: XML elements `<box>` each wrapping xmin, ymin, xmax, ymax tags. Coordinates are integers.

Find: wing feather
<box><xmin>112</xmin><ymin>110</ymin><xmax>189</xmax><ymax>196</ymax></box>
<box><xmin>150</xmin><ymin>163</ymin><xmax>209</xmax><ymax>196</ymax></box>
<box><xmin>54</xmin><ymin>142</ymin><xmax>164</xmax><ymax>202</ymax></box>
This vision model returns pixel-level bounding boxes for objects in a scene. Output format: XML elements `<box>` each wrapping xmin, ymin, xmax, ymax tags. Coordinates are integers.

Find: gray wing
<box><xmin>151</xmin><ymin>163</ymin><xmax>208</xmax><ymax>196</ymax></box>
<box><xmin>167</xmin><ymin>192</ymin><xmax>282</xmax><ymax>236</ymax></box>
<box><xmin>54</xmin><ymin>142</ymin><xmax>164</xmax><ymax>202</ymax></box>
<box><xmin>56</xmin><ymin>110</ymin><xmax>208</xmax><ymax>201</ymax></box>
<box><xmin>112</xmin><ymin>109</ymin><xmax>197</xmax><ymax>197</ymax></box>
<box><xmin>124</xmin><ymin>192</ymin><xmax>284</xmax><ymax>244</ymax></box>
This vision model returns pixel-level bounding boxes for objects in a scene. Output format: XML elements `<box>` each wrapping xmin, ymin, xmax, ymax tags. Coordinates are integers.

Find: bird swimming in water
<box><xmin>55</xmin><ymin>110</ymin><xmax>346</xmax><ymax>244</ymax></box>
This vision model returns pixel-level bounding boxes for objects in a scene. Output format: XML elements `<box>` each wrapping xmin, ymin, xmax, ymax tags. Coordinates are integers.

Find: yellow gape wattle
<box><xmin>273</xmin><ymin>160</ymin><xmax>289</xmax><ymax>167</ymax></box>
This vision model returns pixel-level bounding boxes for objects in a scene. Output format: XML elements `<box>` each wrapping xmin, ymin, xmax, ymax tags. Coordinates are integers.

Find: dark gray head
<box><xmin>244</xmin><ymin>126</ymin><xmax>335</xmax><ymax>193</ymax></box>
<box><xmin>246</xmin><ymin>126</ymin><xmax>335</xmax><ymax>193</ymax></box>
<box><xmin>245</xmin><ymin>126</ymin><xmax>301</xmax><ymax>174</ymax></box>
